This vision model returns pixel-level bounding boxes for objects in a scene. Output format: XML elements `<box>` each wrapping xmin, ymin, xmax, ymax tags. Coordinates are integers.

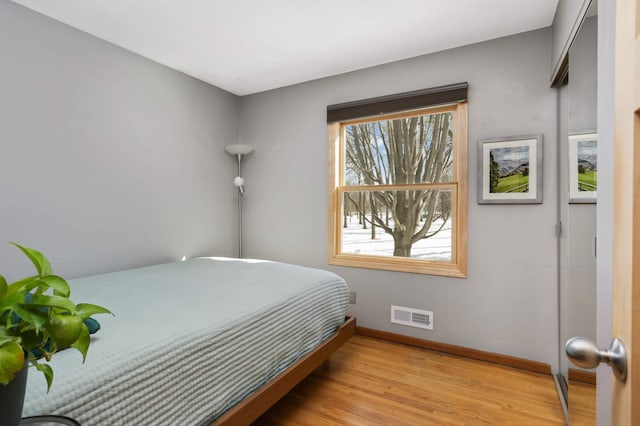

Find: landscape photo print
<box><xmin>568</xmin><ymin>132</ymin><xmax>597</xmax><ymax>203</ymax></box>
<box><xmin>478</xmin><ymin>135</ymin><xmax>543</xmax><ymax>204</ymax></box>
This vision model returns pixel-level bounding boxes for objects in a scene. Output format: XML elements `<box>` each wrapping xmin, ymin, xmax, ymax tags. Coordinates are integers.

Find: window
<box><xmin>328</xmin><ymin>85</ymin><xmax>467</xmax><ymax>277</ymax></box>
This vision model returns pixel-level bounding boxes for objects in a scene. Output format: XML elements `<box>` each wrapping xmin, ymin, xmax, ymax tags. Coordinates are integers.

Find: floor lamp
<box><xmin>225</xmin><ymin>144</ymin><xmax>253</xmax><ymax>258</ymax></box>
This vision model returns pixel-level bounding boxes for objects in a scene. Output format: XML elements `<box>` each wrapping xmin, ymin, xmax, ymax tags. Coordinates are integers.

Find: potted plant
<box><xmin>0</xmin><ymin>243</ymin><xmax>111</xmax><ymax>425</ymax></box>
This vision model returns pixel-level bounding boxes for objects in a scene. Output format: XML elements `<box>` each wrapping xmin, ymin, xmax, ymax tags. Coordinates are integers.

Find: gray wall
<box><xmin>238</xmin><ymin>29</ymin><xmax>560</xmax><ymax>365</ymax></box>
<box><xmin>0</xmin><ymin>1</ymin><xmax>239</xmax><ymax>281</ymax></box>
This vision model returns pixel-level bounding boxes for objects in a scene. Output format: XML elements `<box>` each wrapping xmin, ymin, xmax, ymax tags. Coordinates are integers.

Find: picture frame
<box><xmin>568</xmin><ymin>132</ymin><xmax>597</xmax><ymax>203</ymax></box>
<box><xmin>477</xmin><ymin>134</ymin><xmax>543</xmax><ymax>204</ymax></box>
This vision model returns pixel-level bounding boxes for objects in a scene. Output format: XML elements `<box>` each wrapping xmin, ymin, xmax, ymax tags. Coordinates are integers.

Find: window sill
<box><xmin>329</xmin><ymin>253</ymin><xmax>467</xmax><ymax>278</ymax></box>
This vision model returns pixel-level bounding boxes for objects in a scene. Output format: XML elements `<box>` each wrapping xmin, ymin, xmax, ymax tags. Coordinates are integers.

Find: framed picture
<box><xmin>569</xmin><ymin>132</ymin><xmax>597</xmax><ymax>203</ymax></box>
<box><xmin>478</xmin><ymin>134</ymin><xmax>543</xmax><ymax>204</ymax></box>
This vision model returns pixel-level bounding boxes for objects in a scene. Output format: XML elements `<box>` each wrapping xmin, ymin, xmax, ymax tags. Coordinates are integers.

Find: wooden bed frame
<box><xmin>212</xmin><ymin>316</ymin><xmax>356</xmax><ymax>425</ymax></box>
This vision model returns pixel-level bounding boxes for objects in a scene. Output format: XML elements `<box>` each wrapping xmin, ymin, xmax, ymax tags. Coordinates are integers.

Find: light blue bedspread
<box><xmin>23</xmin><ymin>257</ymin><xmax>349</xmax><ymax>425</ymax></box>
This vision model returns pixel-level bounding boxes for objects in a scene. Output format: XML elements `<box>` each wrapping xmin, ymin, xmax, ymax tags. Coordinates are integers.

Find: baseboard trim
<box><xmin>356</xmin><ymin>326</ymin><xmax>551</xmax><ymax>375</ymax></box>
<box><xmin>569</xmin><ymin>368</ymin><xmax>597</xmax><ymax>385</ymax></box>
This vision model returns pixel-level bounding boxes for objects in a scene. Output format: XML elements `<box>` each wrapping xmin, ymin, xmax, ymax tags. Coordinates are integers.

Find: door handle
<box><xmin>565</xmin><ymin>337</ymin><xmax>627</xmax><ymax>382</ymax></box>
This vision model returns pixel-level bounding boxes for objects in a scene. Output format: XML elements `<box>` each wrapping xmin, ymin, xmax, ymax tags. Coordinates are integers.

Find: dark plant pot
<box><xmin>0</xmin><ymin>365</ymin><xmax>28</xmax><ymax>426</ymax></box>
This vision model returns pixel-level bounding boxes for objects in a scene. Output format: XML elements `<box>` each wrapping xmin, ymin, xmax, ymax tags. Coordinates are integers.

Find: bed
<box><xmin>22</xmin><ymin>257</ymin><xmax>354</xmax><ymax>425</ymax></box>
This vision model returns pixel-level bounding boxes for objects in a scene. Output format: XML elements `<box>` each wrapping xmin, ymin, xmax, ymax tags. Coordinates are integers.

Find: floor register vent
<box><xmin>390</xmin><ymin>305</ymin><xmax>433</xmax><ymax>330</ymax></box>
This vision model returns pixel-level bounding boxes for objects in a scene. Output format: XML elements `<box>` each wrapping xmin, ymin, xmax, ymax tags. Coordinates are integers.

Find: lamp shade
<box><xmin>225</xmin><ymin>144</ymin><xmax>253</xmax><ymax>155</ymax></box>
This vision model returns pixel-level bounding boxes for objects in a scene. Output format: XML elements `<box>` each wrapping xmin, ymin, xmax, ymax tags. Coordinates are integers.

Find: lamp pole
<box><xmin>225</xmin><ymin>144</ymin><xmax>253</xmax><ymax>258</ymax></box>
<box><xmin>234</xmin><ymin>153</ymin><xmax>244</xmax><ymax>259</ymax></box>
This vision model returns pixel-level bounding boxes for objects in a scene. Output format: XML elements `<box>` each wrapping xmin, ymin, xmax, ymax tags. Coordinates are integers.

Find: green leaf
<box><xmin>32</xmin><ymin>360</ymin><xmax>54</xmax><ymax>391</ymax></box>
<box><xmin>70</xmin><ymin>323</ymin><xmax>90</xmax><ymax>362</ymax></box>
<box><xmin>0</xmin><ymin>340</ymin><xmax>25</xmax><ymax>385</ymax></box>
<box><xmin>0</xmin><ymin>293</ymin><xmax>24</xmax><ymax>313</ymax></box>
<box><xmin>10</xmin><ymin>243</ymin><xmax>52</xmax><ymax>278</ymax></box>
<box><xmin>37</xmin><ymin>275</ymin><xmax>71</xmax><ymax>297</ymax></box>
<box><xmin>0</xmin><ymin>274</ymin><xmax>6</xmax><ymax>299</ymax></box>
<box><xmin>13</xmin><ymin>303</ymin><xmax>48</xmax><ymax>333</ymax></box>
<box><xmin>30</xmin><ymin>295</ymin><xmax>76</xmax><ymax>313</ymax></box>
<box><xmin>0</xmin><ymin>335</ymin><xmax>16</xmax><ymax>347</ymax></box>
<box><xmin>75</xmin><ymin>303</ymin><xmax>112</xmax><ymax>320</ymax></box>
<box><xmin>6</xmin><ymin>275</ymin><xmax>38</xmax><ymax>295</ymax></box>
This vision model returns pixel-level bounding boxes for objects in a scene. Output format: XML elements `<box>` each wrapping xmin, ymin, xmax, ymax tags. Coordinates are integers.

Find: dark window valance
<box><xmin>327</xmin><ymin>82</ymin><xmax>468</xmax><ymax>123</ymax></box>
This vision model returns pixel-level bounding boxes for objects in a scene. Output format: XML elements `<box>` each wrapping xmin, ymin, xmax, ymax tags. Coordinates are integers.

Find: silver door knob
<box><xmin>565</xmin><ymin>337</ymin><xmax>627</xmax><ymax>382</ymax></box>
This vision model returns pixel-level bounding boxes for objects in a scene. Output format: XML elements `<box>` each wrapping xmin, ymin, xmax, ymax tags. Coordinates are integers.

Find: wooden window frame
<box><xmin>328</xmin><ymin>102</ymin><xmax>468</xmax><ymax>277</ymax></box>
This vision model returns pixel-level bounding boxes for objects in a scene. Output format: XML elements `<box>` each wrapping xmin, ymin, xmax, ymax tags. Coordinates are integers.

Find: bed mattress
<box><xmin>22</xmin><ymin>257</ymin><xmax>349</xmax><ymax>425</ymax></box>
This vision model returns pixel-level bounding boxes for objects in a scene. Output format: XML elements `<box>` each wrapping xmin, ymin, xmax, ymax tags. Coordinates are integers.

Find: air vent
<box><xmin>390</xmin><ymin>305</ymin><xmax>433</xmax><ymax>330</ymax></box>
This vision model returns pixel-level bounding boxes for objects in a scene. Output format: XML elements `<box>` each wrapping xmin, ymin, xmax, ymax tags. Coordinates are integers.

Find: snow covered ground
<box><xmin>341</xmin><ymin>216</ymin><xmax>452</xmax><ymax>261</ymax></box>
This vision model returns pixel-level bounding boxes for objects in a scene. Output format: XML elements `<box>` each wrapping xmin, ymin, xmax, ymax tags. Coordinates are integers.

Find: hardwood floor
<box><xmin>254</xmin><ymin>335</ymin><xmax>578</xmax><ymax>425</ymax></box>
<box><xmin>569</xmin><ymin>380</ymin><xmax>596</xmax><ymax>426</ymax></box>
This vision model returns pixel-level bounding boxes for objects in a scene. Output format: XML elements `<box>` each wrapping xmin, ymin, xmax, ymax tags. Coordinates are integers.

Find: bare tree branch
<box><xmin>344</xmin><ymin>110</ymin><xmax>454</xmax><ymax>256</ymax></box>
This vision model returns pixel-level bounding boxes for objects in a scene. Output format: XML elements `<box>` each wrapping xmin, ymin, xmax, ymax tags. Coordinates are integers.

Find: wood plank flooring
<box><xmin>569</xmin><ymin>380</ymin><xmax>596</xmax><ymax>426</ymax></box>
<box><xmin>255</xmin><ymin>335</ymin><xmax>595</xmax><ymax>425</ymax></box>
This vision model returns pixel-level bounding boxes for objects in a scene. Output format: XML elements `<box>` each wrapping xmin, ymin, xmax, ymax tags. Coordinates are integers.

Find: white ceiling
<box><xmin>13</xmin><ymin>0</ymin><xmax>560</xmax><ymax>96</ymax></box>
